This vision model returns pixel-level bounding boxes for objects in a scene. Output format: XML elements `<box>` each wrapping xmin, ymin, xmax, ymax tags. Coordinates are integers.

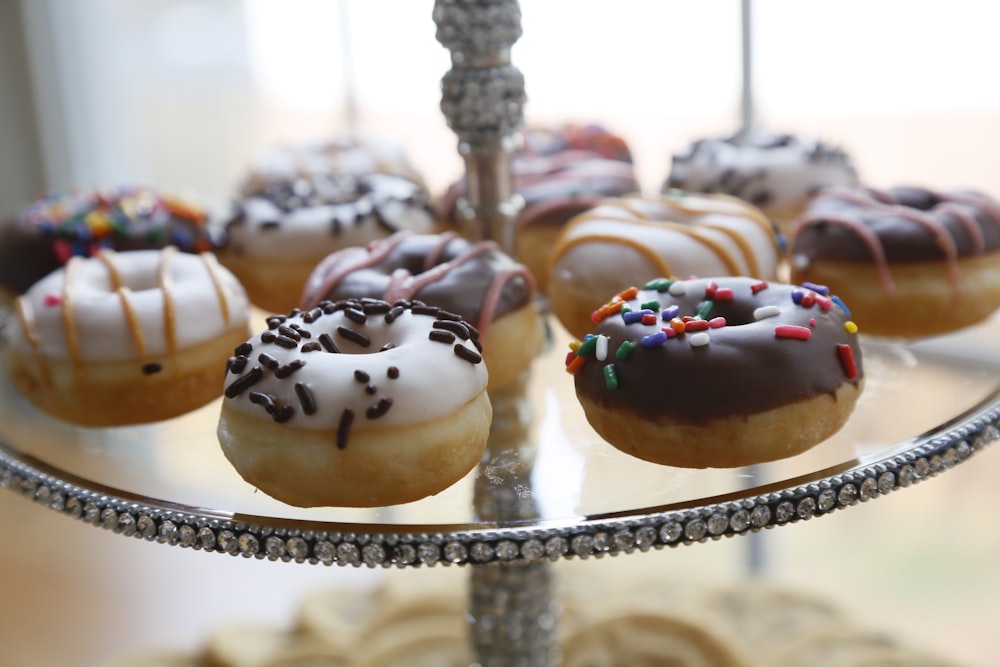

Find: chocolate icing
<box><xmin>792</xmin><ymin>185</ymin><xmax>1000</xmax><ymax>264</ymax></box>
<box><xmin>570</xmin><ymin>277</ymin><xmax>863</xmax><ymax>424</ymax></box>
<box><xmin>299</xmin><ymin>232</ymin><xmax>535</xmax><ymax>335</ymax></box>
<box><xmin>0</xmin><ymin>186</ymin><xmax>218</xmax><ymax>295</ymax></box>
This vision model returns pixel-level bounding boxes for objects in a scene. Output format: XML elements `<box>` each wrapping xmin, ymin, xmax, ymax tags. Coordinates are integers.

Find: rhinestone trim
<box><xmin>1</xmin><ymin>398</ymin><xmax>997</xmax><ymax>568</ymax></box>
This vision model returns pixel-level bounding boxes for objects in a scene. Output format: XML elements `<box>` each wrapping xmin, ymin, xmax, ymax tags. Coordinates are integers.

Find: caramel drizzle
<box><xmin>13</xmin><ymin>295</ymin><xmax>52</xmax><ymax>387</ymax></box>
<box><xmin>117</xmin><ymin>287</ymin><xmax>147</xmax><ymax>360</ymax></box>
<box><xmin>158</xmin><ymin>246</ymin><xmax>179</xmax><ymax>366</ymax></box>
<box><xmin>550</xmin><ymin>232</ymin><xmax>675</xmax><ymax>282</ymax></box>
<box><xmin>60</xmin><ymin>257</ymin><xmax>83</xmax><ymax>375</ymax></box>
<box><xmin>200</xmin><ymin>251</ymin><xmax>232</xmax><ymax>326</ymax></box>
<box><xmin>96</xmin><ymin>249</ymin><xmax>149</xmax><ymax>364</ymax></box>
<box><xmin>552</xmin><ymin>204</ymin><xmax>747</xmax><ymax>278</ymax></box>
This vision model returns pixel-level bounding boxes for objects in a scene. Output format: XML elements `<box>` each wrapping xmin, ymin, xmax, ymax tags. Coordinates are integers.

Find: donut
<box><xmin>0</xmin><ymin>185</ymin><xmax>219</xmax><ymax>303</ymax></box>
<box><xmin>438</xmin><ymin>122</ymin><xmax>640</xmax><ymax>293</ymax></box>
<box><xmin>5</xmin><ymin>247</ymin><xmax>250</xmax><ymax>427</ymax></box>
<box><xmin>664</xmin><ymin>129</ymin><xmax>859</xmax><ymax>232</ymax></box>
<box><xmin>219</xmin><ymin>138</ymin><xmax>440</xmax><ymax>314</ymax></box>
<box><xmin>299</xmin><ymin>231</ymin><xmax>544</xmax><ymax>392</ymax></box>
<box><xmin>566</xmin><ymin>276</ymin><xmax>864</xmax><ymax>468</ymax></box>
<box><xmin>216</xmin><ymin>298</ymin><xmax>492</xmax><ymax>507</ymax></box>
<box><xmin>790</xmin><ymin>185</ymin><xmax>1000</xmax><ymax>338</ymax></box>
<box><xmin>548</xmin><ymin>191</ymin><xmax>783</xmax><ymax>340</ymax></box>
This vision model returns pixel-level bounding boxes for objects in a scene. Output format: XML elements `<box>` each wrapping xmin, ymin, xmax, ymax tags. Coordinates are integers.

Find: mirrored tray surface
<box><xmin>1</xmin><ymin>309</ymin><xmax>999</xmax><ymax>568</ymax></box>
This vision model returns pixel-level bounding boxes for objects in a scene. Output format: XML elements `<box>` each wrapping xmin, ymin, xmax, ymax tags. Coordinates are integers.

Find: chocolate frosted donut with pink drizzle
<box><xmin>300</xmin><ymin>231</ymin><xmax>545</xmax><ymax>390</ymax></box>
<box><xmin>791</xmin><ymin>185</ymin><xmax>1000</xmax><ymax>337</ymax></box>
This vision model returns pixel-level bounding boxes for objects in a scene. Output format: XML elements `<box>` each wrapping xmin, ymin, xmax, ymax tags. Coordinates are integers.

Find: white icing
<box><xmin>221</xmin><ymin>306</ymin><xmax>488</xmax><ymax>431</ymax></box>
<box><xmin>666</xmin><ymin>130</ymin><xmax>858</xmax><ymax>219</ymax></box>
<box><xmin>250</xmin><ymin>137</ymin><xmax>424</xmax><ymax>183</ymax></box>
<box><xmin>551</xmin><ymin>194</ymin><xmax>780</xmax><ymax>302</ymax></box>
<box><xmin>228</xmin><ymin>173</ymin><xmax>437</xmax><ymax>260</ymax></box>
<box><xmin>11</xmin><ymin>249</ymin><xmax>249</xmax><ymax>361</ymax></box>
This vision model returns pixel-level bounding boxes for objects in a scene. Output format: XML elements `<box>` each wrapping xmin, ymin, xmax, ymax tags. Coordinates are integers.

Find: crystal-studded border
<box><xmin>1</xmin><ymin>396</ymin><xmax>998</xmax><ymax>568</ymax></box>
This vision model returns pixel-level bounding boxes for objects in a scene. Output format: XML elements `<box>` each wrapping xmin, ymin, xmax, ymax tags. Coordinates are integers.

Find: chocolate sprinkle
<box><xmin>387</xmin><ymin>366</ymin><xmax>400</xmax><ymax>379</ymax></box>
<box><xmin>411</xmin><ymin>305</ymin><xmax>440</xmax><ymax>317</ymax></box>
<box><xmin>266</xmin><ymin>316</ymin><xmax>285</xmax><ymax>330</ymax></box>
<box><xmin>235</xmin><ymin>342</ymin><xmax>253</xmax><ymax>356</ymax></box>
<box><xmin>366</xmin><ymin>397</ymin><xmax>393</xmax><ymax>419</ymax></box>
<box><xmin>385</xmin><ymin>305</ymin><xmax>405</xmax><ymax>323</ymax></box>
<box><xmin>354</xmin><ymin>369</ymin><xmax>370</xmax><ymax>383</ymax></box>
<box><xmin>258</xmin><ymin>353</ymin><xmax>280</xmax><ymax>370</ymax></box>
<box><xmin>277</xmin><ymin>325</ymin><xmax>301</xmax><ymax>341</ymax></box>
<box><xmin>141</xmin><ymin>362</ymin><xmax>162</xmax><ymax>375</ymax></box>
<box><xmin>249</xmin><ymin>391</ymin><xmax>276</xmax><ymax>411</ymax></box>
<box><xmin>301</xmin><ymin>341</ymin><xmax>322</xmax><ymax>353</ymax></box>
<box><xmin>344</xmin><ymin>307</ymin><xmax>367</xmax><ymax>324</ymax></box>
<box><xmin>289</xmin><ymin>323</ymin><xmax>311</xmax><ymax>338</ymax></box>
<box><xmin>336</xmin><ymin>408</ymin><xmax>355</xmax><ymax>449</ymax></box>
<box><xmin>337</xmin><ymin>325</ymin><xmax>371</xmax><ymax>348</ymax></box>
<box><xmin>227</xmin><ymin>356</ymin><xmax>248</xmax><ymax>374</ymax></box>
<box><xmin>433</xmin><ymin>319</ymin><xmax>470</xmax><ymax>340</ymax></box>
<box><xmin>436</xmin><ymin>309</ymin><xmax>462</xmax><ymax>321</ymax></box>
<box><xmin>318</xmin><ymin>333</ymin><xmax>341</xmax><ymax>353</ymax></box>
<box><xmin>273</xmin><ymin>405</ymin><xmax>294</xmax><ymax>423</ymax></box>
<box><xmin>380</xmin><ymin>342</ymin><xmax>396</xmax><ymax>352</ymax></box>
<box><xmin>454</xmin><ymin>344</ymin><xmax>483</xmax><ymax>364</ymax></box>
<box><xmin>362</xmin><ymin>300</ymin><xmax>391</xmax><ymax>314</ymax></box>
<box><xmin>275</xmin><ymin>360</ymin><xmax>306</xmax><ymax>378</ymax></box>
<box><xmin>294</xmin><ymin>382</ymin><xmax>317</xmax><ymax>415</ymax></box>
<box><xmin>260</xmin><ymin>331</ymin><xmax>276</xmax><ymax>344</ymax></box>
<box><xmin>429</xmin><ymin>330</ymin><xmax>456</xmax><ymax>344</ymax></box>
<box><xmin>365</xmin><ymin>384</ymin><xmax>377</xmax><ymax>395</ymax></box>
<box><xmin>274</xmin><ymin>334</ymin><xmax>299</xmax><ymax>349</ymax></box>
<box><xmin>225</xmin><ymin>366</ymin><xmax>263</xmax><ymax>397</ymax></box>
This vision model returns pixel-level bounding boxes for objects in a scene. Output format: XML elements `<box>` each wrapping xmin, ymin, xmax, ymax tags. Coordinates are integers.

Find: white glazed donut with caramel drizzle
<box><xmin>216</xmin><ymin>298</ymin><xmax>492</xmax><ymax>508</ymax></box>
<box><xmin>5</xmin><ymin>247</ymin><xmax>250</xmax><ymax>426</ymax></box>
<box><xmin>548</xmin><ymin>191</ymin><xmax>784</xmax><ymax>339</ymax></box>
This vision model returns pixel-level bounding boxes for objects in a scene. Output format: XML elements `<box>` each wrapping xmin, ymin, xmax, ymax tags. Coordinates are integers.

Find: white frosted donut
<box><xmin>6</xmin><ymin>247</ymin><xmax>250</xmax><ymax>426</ymax></box>
<box><xmin>219</xmin><ymin>138</ymin><xmax>440</xmax><ymax>314</ymax></box>
<box><xmin>664</xmin><ymin>129</ymin><xmax>859</xmax><ymax>231</ymax></box>
<box><xmin>217</xmin><ymin>298</ymin><xmax>492</xmax><ymax>507</ymax></box>
<box><xmin>548</xmin><ymin>191</ymin><xmax>783</xmax><ymax>339</ymax></box>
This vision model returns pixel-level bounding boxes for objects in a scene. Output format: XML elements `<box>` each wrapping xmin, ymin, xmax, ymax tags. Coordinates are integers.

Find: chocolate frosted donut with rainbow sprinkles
<box><xmin>567</xmin><ymin>276</ymin><xmax>864</xmax><ymax>468</ymax></box>
<box><xmin>0</xmin><ymin>185</ymin><xmax>218</xmax><ymax>303</ymax></box>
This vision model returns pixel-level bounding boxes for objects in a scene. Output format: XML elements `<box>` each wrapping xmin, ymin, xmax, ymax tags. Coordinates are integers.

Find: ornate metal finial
<box><xmin>434</xmin><ymin>0</ymin><xmax>526</xmax><ymax>255</ymax></box>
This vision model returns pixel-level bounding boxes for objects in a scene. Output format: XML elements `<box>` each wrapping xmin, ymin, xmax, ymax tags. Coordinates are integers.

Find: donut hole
<box><xmin>706</xmin><ymin>299</ymin><xmax>763</xmax><ymax>327</ymax></box>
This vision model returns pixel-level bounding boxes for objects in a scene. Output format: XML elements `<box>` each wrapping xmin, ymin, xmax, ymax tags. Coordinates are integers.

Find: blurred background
<box><xmin>1</xmin><ymin>1</ymin><xmax>1000</xmax><ymax>665</ymax></box>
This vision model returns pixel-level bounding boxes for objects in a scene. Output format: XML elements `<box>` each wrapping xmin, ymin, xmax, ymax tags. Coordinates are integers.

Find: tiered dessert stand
<box><xmin>2</xmin><ymin>2</ymin><xmax>1000</xmax><ymax>665</ymax></box>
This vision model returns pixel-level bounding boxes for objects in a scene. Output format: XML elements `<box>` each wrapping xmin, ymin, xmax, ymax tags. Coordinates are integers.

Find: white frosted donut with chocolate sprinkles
<box><xmin>217</xmin><ymin>298</ymin><xmax>492</xmax><ymax>508</ymax></box>
<box><xmin>6</xmin><ymin>247</ymin><xmax>251</xmax><ymax>426</ymax></box>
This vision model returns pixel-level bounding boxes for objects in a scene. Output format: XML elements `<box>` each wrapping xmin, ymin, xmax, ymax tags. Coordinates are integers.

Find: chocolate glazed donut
<box><xmin>791</xmin><ymin>185</ymin><xmax>1000</xmax><ymax>337</ymax></box>
<box><xmin>300</xmin><ymin>231</ymin><xmax>544</xmax><ymax>390</ymax></box>
<box><xmin>568</xmin><ymin>277</ymin><xmax>864</xmax><ymax>468</ymax></box>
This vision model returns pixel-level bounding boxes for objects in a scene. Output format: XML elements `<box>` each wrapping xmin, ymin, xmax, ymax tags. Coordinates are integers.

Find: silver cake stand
<box><xmin>2</xmin><ymin>2</ymin><xmax>1000</xmax><ymax>665</ymax></box>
